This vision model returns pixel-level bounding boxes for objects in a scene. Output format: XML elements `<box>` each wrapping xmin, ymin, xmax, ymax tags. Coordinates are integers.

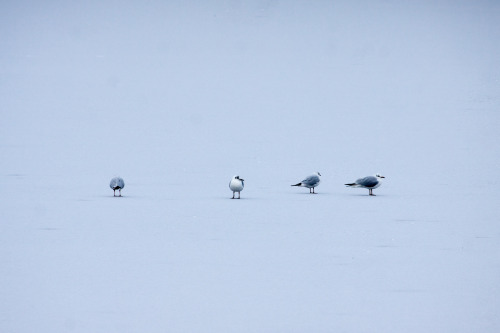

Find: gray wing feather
<box><xmin>302</xmin><ymin>175</ymin><xmax>320</xmax><ymax>186</ymax></box>
<box><xmin>356</xmin><ymin>176</ymin><xmax>378</xmax><ymax>187</ymax></box>
<box><xmin>110</xmin><ymin>177</ymin><xmax>125</xmax><ymax>189</ymax></box>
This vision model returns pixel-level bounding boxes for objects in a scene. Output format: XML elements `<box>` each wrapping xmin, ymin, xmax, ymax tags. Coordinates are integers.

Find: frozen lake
<box><xmin>1</xmin><ymin>1</ymin><xmax>499</xmax><ymax>332</ymax></box>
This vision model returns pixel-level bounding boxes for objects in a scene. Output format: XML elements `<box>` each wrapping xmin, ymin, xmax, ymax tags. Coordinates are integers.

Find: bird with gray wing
<box><xmin>110</xmin><ymin>177</ymin><xmax>125</xmax><ymax>197</ymax></box>
<box><xmin>345</xmin><ymin>174</ymin><xmax>385</xmax><ymax>196</ymax></box>
<box><xmin>291</xmin><ymin>172</ymin><xmax>321</xmax><ymax>193</ymax></box>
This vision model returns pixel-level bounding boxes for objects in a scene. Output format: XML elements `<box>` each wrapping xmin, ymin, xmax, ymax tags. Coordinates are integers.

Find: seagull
<box><xmin>291</xmin><ymin>172</ymin><xmax>321</xmax><ymax>193</ymax></box>
<box><xmin>229</xmin><ymin>175</ymin><xmax>244</xmax><ymax>199</ymax></box>
<box><xmin>110</xmin><ymin>177</ymin><xmax>125</xmax><ymax>197</ymax></box>
<box><xmin>345</xmin><ymin>174</ymin><xmax>385</xmax><ymax>196</ymax></box>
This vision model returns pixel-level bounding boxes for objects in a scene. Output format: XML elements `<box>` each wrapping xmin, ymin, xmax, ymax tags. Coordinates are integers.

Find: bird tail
<box><xmin>291</xmin><ymin>183</ymin><xmax>301</xmax><ymax>186</ymax></box>
<box><xmin>345</xmin><ymin>183</ymin><xmax>356</xmax><ymax>187</ymax></box>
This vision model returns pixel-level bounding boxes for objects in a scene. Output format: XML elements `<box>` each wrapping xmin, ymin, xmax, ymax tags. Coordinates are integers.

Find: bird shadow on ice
<box><xmin>291</xmin><ymin>192</ymin><xmax>332</xmax><ymax>195</ymax></box>
<box><xmin>92</xmin><ymin>195</ymin><xmax>143</xmax><ymax>199</ymax></box>
<box><xmin>221</xmin><ymin>197</ymin><xmax>256</xmax><ymax>200</ymax></box>
<box><xmin>291</xmin><ymin>192</ymin><xmax>353</xmax><ymax>197</ymax></box>
<box><xmin>345</xmin><ymin>194</ymin><xmax>388</xmax><ymax>197</ymax></box>
<box><xmin>38</xmin><ymin>227</ymin><xmax>61</xmax><ymax>231</ymax></box>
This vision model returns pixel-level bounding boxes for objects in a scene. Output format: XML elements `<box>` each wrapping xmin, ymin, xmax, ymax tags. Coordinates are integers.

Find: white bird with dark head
<box><xmin>291</xmin><ymin>172</ymin><xmax>321</xmax><ymax>193</ymax></box>
<box><xmin>110</xmin><ymin>177</ymin><xmax>125</xmax><ymax>197</ymax></box>
<box><xmin>229</xmin><ymin>175</ymin><xmax>244</xmax><ymax>199</ymax></box>
<box><xmin>345</xmin><ymin>174</ymin><xmax>385</xmax><ymax>196</ymax></box>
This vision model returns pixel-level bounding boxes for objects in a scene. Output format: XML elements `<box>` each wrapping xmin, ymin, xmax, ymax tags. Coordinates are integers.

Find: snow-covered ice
<box><xmin>1</xmin><ymin>1</ymin><xmax>499</xmax><ymax>332</ymax></box>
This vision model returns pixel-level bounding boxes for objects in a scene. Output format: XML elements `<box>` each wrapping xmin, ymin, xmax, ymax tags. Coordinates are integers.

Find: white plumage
<box><xmin>229</xmin><ymin>175</ymin><xmax>244</xmax><ymax>199</ymax></box>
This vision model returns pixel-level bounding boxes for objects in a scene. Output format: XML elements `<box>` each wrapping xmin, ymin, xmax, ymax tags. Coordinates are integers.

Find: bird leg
<box><xmin>369</xmin><ymin>189</ymin><xmax>375</xmax><ymax>196</ymax></box>
<box><xmin>119</xmin><ymin>189</ymin><xmax>122</xmax><ymax>197</ymax></box>
<box><xmin>238</xmin><ymin>192</ymin><xmax>241</xmax><ymax>199</ymax></box>
<box><xmin>232</xmin><ymin>192</ymin><xmax>235</xmax><ymax>199</ymax></box>
<box><xmin>113</xmin><ymin>189</ymin><xmax>116</xmax><ymax>197</ymax></box>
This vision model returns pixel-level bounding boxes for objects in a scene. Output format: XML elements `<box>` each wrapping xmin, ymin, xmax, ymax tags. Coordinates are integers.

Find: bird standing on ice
<box><xmin>110</xmin><ymin>177</ymin><xmax>125</xmax><ymax>197</ymax></box>
<box><xmin>345</xmin><ymin>174</ymin><xmax>385</xmax><ymax>196</ymax></box>
<box><xmin>229</xmin><ymin>175</ymin><xmax>244</xmax><ymax>199</ymax></box>
<box><xmin>291</xmin><ymin>172</ymin><xmax>321</xmax><ymax>193</ymax></box>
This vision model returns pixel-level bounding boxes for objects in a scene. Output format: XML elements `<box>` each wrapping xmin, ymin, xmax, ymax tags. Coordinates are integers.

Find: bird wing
<box><xmin>110</xmin><ymin>177</ymin><xmax>124</xmax><ymax>188</ymax></box>
<box><xmin>302</xmin><ymin>175</ymin><xmax>320</xmax><ymax>186</ymax></box>
<box><xmin>356</xmin><ymin>176</ymin><xmax>378</xmax><ymax>187</ymax></box>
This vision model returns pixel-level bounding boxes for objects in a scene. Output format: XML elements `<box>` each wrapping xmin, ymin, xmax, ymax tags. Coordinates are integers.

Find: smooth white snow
<box><xmin>1</xmin><ymin>1</ymin><xmax>499</xmax><ymax>332</ymax></box>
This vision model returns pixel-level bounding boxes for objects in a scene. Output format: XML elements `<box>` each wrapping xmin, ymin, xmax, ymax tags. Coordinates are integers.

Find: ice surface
<box><xmin>1</xmin><ymin>1</ymin><xmax>499</xmax><ymax>332</ymax></box>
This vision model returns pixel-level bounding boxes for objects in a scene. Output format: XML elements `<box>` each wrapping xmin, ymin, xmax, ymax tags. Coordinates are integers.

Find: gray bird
<box><xmin>291</xmin><ymin>172</ymin><xmax>321</xmax><ymax>193</ymax></box>
<box><xmin>110</xmin><ymin>177</ymin><xmax>125</xmax><ymax>197</ymax></box>
<box><xmin>345</xmin><ymin>174</ymin><xmax>385</xmax><ymax>196</ymax></box>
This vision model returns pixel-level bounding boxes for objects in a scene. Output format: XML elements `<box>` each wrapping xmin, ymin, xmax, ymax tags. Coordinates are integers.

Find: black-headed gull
<box><xmin>345</xmin><ymin>174</ymin><xmax>385</xmax><ymax>196</ymax></box>
<box><xmin>291</xmin><ymin>172</ymin><xmax>321</xmax><ymax>193</ymax></box>
<box><xmin>229</xmin><ymin>175</ymin><xmax>244</xmax><ymax>199</ymax></box>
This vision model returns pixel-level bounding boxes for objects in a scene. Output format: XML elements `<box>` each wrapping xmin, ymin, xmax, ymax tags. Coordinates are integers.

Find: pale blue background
<box><xmin>1</xmin><ymin>1</ymin><xmax>499</xmax><ymax>332</ymax></box>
